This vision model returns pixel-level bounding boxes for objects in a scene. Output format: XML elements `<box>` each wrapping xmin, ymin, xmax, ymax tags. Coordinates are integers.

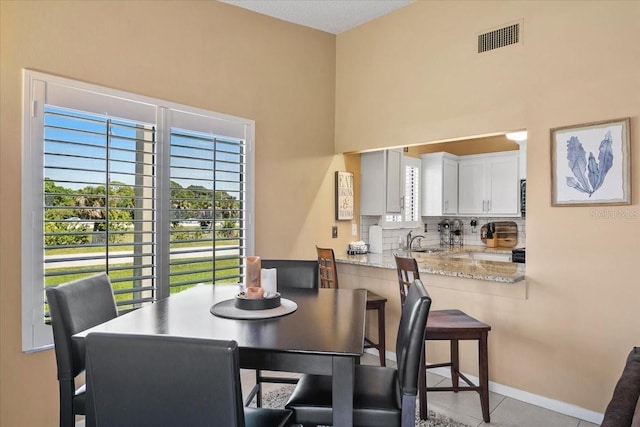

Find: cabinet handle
<box><xmin>445</xmin><ymin>200</ymin><xmax>448</xmax><ymax>211</ymax></box>
<box><xmin>482</xmin><ymin>200</ymin><xmax>486</xmax><ymax>212</ymax></box>
<box><xmin>487</xmin><ymin>200</ymin><xmax>491</xmax><ymax>212</ymax></box>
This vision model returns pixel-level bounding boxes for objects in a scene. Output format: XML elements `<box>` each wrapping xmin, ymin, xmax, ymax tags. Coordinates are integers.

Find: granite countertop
<box><xmin>335</xmin><ymin>245</ymin><xmax>525</xmax><ymax>284</ymax></box>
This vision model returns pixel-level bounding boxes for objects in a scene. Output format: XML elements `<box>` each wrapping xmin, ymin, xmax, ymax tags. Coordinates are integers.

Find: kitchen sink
<box><xmin>410</xmin><ymin>247</ymin><xmax>445</xmax><ymax>253</ymax></box>
<box><xmin>443</xmin><ymin>251</ymin><xmax>512</xmax><ymax>262</ymax></box>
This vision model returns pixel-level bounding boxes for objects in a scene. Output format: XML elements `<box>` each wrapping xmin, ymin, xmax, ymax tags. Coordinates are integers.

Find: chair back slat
<box><xmin>394</xmin><ymin>255</ymin><xmax>420</xmax><ymax>306</ymax></box>
<box><xmin>316</xmin><ymin>246</ymin><xmax>338</xmax><ymax>289</ymax></box>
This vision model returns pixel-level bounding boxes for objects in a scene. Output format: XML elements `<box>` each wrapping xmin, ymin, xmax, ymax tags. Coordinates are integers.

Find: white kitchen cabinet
<box><xmin>360</xmin><ymin>149</ymin><xmax>403</xmax><ymax>216</ymax></box>
<box><xmin>458</xmin><ymin>151</ymin><xmax>520</xmax><ymax>216</ymax></box>
<box><xmin>421</xmin><ymin>152</ymin><xmax>459</xmax><ymax>216</ymax></box>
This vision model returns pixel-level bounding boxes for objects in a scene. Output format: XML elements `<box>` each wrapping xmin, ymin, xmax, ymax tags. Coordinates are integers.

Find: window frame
<box><xmin>21</xmin><ymin>70</ymin><xmax>255</xmax><ymax>352</ymax></box>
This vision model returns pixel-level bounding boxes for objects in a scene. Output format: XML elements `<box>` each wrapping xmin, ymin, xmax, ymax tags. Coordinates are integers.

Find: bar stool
<box><xmin>394</xmin><ymin>255</ymin><xmax>492</xmax><ymax>422</ymax></box>
<box><xmin>317</xmin><ymin>246</ymin><xmax>387</xmax><ymax>366</ymax></box>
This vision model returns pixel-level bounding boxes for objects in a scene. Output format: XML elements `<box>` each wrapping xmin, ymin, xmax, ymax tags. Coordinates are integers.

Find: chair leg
<box><xmin>377</xmin><ymin>305</ymin><xmax>386</xmax><ymax>367</ymax></box>
<box><xmin>255</xmin><ymin>369</ymin><xmax>262</xmax><ymax>407</ymax></box>
<box><xmin>401</xmin><ymin>395</ymin><xmax>417</xmax><ymax>427</ymax></box>
<box><xmin>59</xmin><ymin>380</ymin><xmax>75</xmax><ymax>427</ymax></box>
<box><xmin>479</xmin><ymin>332</ymin><xmax>490</xmax><ymax>422</ymax></box>
<box><xmin>450</xmin><ymin>339</ymin><xmax>460</xmax><ymax>392</ymax></box>
<box><xmin>419</xmin><ymin>345</ymin><xmax>428</xmax><ymax>420</ymax></box>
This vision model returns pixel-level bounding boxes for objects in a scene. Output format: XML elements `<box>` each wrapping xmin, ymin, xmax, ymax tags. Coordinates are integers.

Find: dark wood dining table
<box><xmin>73</xmin><ymin>284</ymin><xmax>367</xmax><ymax>427</ymax></box>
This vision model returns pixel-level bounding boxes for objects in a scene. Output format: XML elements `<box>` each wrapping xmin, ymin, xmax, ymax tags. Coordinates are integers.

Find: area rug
<box><xmin>252</xmin><ymin>384</ymin><xmax>473</xmax><ymax>427</ymax></box>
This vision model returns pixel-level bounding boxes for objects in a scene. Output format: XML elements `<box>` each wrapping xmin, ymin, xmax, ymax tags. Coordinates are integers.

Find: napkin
<box><xmin>260</xmin><ymin>268</ymin><xmax>278</xmax><ymax>295</ymax></box>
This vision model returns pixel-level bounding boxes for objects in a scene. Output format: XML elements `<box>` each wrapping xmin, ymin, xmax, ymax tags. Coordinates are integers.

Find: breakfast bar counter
<box><xmin>335</xmin><ymin>245</ymin><xmax>525</xmax><ymax>284</ymax></box>
<box><xmin>334</xmin><ymin>246</ymin><xmax>527</xmax><ymax>364</ymax></box>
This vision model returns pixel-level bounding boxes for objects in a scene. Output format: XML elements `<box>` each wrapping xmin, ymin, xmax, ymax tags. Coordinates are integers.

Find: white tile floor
<box><xmin>240</xmin><ymin>353</ymin><xmax>601</xmax><ymax>427</ymax></box>
<box><xmin>76</xmin><ymin>353</ymin><xmax>601</xmax><ymax>426</ymax></box>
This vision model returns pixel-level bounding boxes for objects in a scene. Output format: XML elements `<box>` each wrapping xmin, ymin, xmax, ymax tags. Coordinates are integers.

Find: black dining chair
<box><xmin>85</xmin><ymin>333</ymin><xmax>292</xmax><ymax>427</ymax></box>
<box><xmin>285</xmin><ymin>279</ymin><xmax>432</xmax><ymax>427</ymax></box>
<box><xmin>249</xmin><ymin>259</ymin><xmax>319</xmax><ymax>407</ymax></box>
<box><xmin>261</xmin><ymin>259</ymin><xmax>319</xmax><ymax>290</ymax></box>
<box><xmin>45</xmin><ymin>273</ymin><xmax>119</xmax><ymax>427</ymax></box>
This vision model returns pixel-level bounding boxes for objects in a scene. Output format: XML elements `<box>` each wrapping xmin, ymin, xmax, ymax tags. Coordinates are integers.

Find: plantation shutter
<box><xmin>404</xmin><ymin>162</ymin><xmax>420</xmax><ymax>223</ymax></box>
<box><xmin>23</xmin><ymin>71</ymin><xmax>255</xmax><ymax>351</ymax></box>
<box><xmin>43</xmin><ymin>105</ymin><xmax>157</xmax><ymax>315</ymax></box>
<box><xmin>167</xmin><ymin>129</ymin><xmax>247</xmax><ymax>291</ymax></box>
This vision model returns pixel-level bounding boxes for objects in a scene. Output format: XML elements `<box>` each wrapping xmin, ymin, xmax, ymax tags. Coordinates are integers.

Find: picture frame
<box><xmin>335</xmin><ymin>171</ymin><xmax>354</xmax><ymax>220</ymax></box>
<box><xmin>551</xmin><ymin>118</ymin><xmax>630</xmax><ymax>206</ymax></box>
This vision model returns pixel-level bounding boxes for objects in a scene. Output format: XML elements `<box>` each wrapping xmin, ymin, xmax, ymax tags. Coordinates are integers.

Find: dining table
<box><xmin>73</xmin><ymin>284</ymin><xmax>367</xmax><ymax>427</ymax></box>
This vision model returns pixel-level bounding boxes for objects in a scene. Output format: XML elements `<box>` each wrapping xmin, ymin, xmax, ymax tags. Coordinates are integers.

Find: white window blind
<box><xmin>43</xmin><ymin>106</ymin><xmax>157</xmax><ymax>315</ymax></box>
<box><xmin>384</xmin><ymin>156</ymin><xmax>421</xmax><ymax>227</ymax></box>
<box><xmin>22</xmin><ymin>70</ymin><xmax>254</xmax><ymax>351</ymax></box>
<box><xmin>404</xmin><ymin>162</ymin><xmax>420</xmax><ymax>223</ymax></box>
<box><xmin>168</xmin><ymin>128</ymin><xmax>246</xmax><ymax>290</ymax></box>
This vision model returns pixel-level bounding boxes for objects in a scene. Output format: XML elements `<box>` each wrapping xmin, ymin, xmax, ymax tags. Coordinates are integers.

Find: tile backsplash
<box><xmin>360</xmin><ymin>216</ymin><xmax>526</xmax><ymax>251</ymax></box>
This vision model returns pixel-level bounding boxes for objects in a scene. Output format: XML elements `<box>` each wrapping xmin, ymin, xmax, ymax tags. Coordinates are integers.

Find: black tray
<box><xmin>234</xmin><ymin>293</ymin><xmax>281</xmax><ymax>310</ymax></box>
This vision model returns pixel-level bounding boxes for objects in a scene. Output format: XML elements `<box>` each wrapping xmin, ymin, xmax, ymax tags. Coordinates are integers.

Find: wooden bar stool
<box><xmin>317</xmin><ymin>246</ymin><xmax>387</xmax><ymax>366</ymax></box>
<box><xmin>394</xmin><ymin>255</ymin><xmax>492</xmax><ymax>423</ymax></box>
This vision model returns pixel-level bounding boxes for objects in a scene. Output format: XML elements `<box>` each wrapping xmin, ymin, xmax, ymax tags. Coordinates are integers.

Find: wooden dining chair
<box><xmin>285</xmin><ymin>279</ymin><xmax>431</xmax><ymax>426</ymax></box>
<box><xmin>394</xmin><ymin>255</ymin><xmax>492</xmax><ymax>422</ymax></box>
<box><xmin>85</xmin><ymin>333</ymin><xmax>292</xmax><ymax>427</ymax></box>
<box><xmin>317</xmin><ymin>246</ymin><xmax>388</xmax><ymax>366</ymax></box>
<box><xmin>249</xmin><ymin>259</ymin><xmax>319</xmax><ymax>407</ymax></box>
<box><xmin>46</xmin><ymin>273</ymin><xmax>119</xmax><ymax>427</ymax></box>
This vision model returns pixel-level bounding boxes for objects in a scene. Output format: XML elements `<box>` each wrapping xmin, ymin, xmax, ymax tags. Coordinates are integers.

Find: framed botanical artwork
<box><xmin>335</xmin><ymin>171</ymin><xmax>354</xmax><ymax>220</ymax></box>
<box><xmin>551</xmin><ymin>118</ymin><xmax>630</xmax><ymax>206</ymax></box>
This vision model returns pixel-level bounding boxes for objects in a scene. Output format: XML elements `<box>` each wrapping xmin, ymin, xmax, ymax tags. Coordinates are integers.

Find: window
<box><xmin>22</xmin><ymin>70</ymin><xmax>254</xmax><ymax>351</ymax></box>
<box><xmin>383</xmin><ymin>156</ymin><xmax>421</xmax><ymax>228</ymax></box>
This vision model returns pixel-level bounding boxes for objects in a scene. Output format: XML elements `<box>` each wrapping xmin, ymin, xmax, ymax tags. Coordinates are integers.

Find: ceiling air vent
<box><xmin>478</xmin><ymin>22</ymin><xmax>520</xmax><ymax>53</ymax></box>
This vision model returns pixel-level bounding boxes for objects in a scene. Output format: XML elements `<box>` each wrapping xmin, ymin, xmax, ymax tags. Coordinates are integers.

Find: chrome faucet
<box><xmin>409</xmin><ymin>234</ymin><xmax>425</xmax><ymax>252</ymax></box>
<box><xmin>406</xmin><ymin>231</ymin><xmax>412</xmax><ymax>250</ymax></box>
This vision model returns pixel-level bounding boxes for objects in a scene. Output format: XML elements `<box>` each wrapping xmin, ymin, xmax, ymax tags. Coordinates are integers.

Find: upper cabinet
<box><xmin>458</xmin><ymin>151</ymin><xmax>520</xmax><ymax>216</ymax></box>
<box><xmin>361</xmin><ymin>149</ymin><xmax>403</xmax><ymax>216</ymax></box>
<box><xmin>421</xmin><ymin>152</ymin><xmax>458</xmax><ymax>216</ymax></box>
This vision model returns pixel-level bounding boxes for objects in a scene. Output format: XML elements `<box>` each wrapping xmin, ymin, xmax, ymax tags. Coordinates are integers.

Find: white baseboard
<box><xmin>365</xmin><ymin>349</ymin><xmax>604</xmax><ymax>425</ymax></box>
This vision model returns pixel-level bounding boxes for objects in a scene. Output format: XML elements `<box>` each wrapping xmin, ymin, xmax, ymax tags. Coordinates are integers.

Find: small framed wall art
<box><xmin>551</xmin><ymin>117</ymin><xmax>630</xmax><ymax>206</ymax></box>
<box><xmin>335</xmin><ymin>171</ymin><xmax>354</xmax><ymax>220</ymax></box>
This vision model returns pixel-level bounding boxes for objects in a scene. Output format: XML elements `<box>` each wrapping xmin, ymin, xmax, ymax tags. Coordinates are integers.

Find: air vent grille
<box><xmin>478</xmin><ymin>23</ymin><xmax>520</xmax><ymax>53</ymax></box>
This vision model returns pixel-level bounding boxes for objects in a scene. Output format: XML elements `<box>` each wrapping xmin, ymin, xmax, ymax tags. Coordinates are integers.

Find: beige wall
<box><xmin>0</xmin><ymin>1</ymin><xmax>348</xmax><ymax>425</ymax></box>
<box><xmin>2</xmin><ymin>0</ymin><xmax>639</xmax><ymax>424</ymax></box>
<box><xmin>336</xmin><ymin>0</ymin><xmax>640</xmax><ymax>415</ymax></box>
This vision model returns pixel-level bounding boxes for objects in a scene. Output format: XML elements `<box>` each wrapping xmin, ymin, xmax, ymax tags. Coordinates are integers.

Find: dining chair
<box><xmin>249</xmin><ymin>259</ymin><xmax>319</xmax><ymax>407</ymax></box>
<box><xmin>285</xmin><ymin>278</ymin><xmax>431</xmax><ymax>426</ymax></box>
<box><xmin>45</xmin><ymin>273</ymin><xmax>119</xmax><ymax>427</ymax></box>
<box><xmin>316</xmin><ymin>246</ymin><xmax>388</xmax><ymax>366</ymax></box>
<box><xmin>85</xmin><ymin>333</ymin><xmax>292</xmax><ymax>427</ymax></box>
<box><xmin>394</xmin><ymin>255</ymin><xmax>492</xmax><ymax>422</ymax></box>
<box><xmin>261</xmin><ymin>259</ymin><xmax>319</xmax><ymax>290</ymax></box>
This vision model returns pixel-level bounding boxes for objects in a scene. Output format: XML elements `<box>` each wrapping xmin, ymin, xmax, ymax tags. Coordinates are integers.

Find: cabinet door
<box><xmin>385</xmin><ymin>149</ymin><xmax>402</xmax><ymax>213</ymax></box>
<box><xmin>487</xmin><ymin>155</ymin><xmax>519</xmax><ymax>215</ymax></box>
<box><xmin>360</xmin><ymin>151</ymin><xmax>386</xmax><ymax>216</ymax></box>
<box><xmin>458</xmin><ymin>158</ymin><xmax>485</xmax><ymax>214</ymax></box>
<box><xmin>360</xmin><ymin>149</ymin><xmax>403</xmax><ymax>216</ymax></box>
<box><xmin>442</xmin><ymin>157</ymin><xmax>458</xmax><ymax>214</ymax></box>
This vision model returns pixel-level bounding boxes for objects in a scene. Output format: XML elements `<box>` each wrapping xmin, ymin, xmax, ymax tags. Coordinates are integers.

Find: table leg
<box><xmin>332</xmin><ymin>356</ymin><xmax>355</xmax><ymax>427</ymax></box>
